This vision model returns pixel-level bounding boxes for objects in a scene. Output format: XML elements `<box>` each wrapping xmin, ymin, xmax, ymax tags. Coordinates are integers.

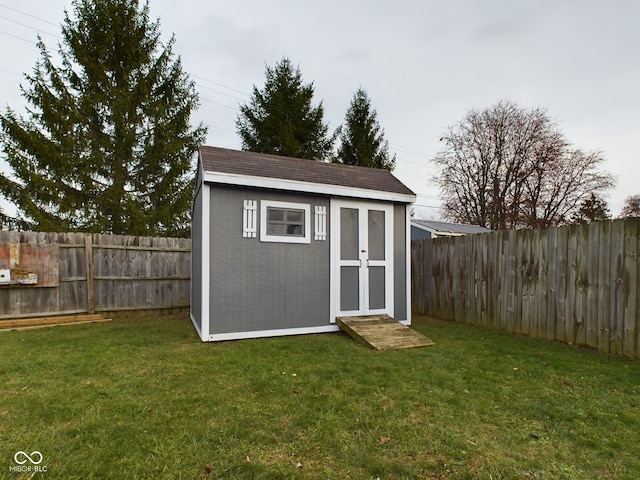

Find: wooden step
<box><xmin>337</xmin><ymin>314</ymin><xmax>435</xmax><ymax>351</ymax></box>
<box><xmin>0</xmin><ymin>314</ymin><xmax>111</xmax><ymax>331</ymax></box>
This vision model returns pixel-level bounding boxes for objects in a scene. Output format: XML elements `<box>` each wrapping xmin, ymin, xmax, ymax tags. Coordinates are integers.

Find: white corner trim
<box><xmin>405</xmin><ymin>205</ymin><xmax>412</xmax><ymax>326</ymax></box>
<box><xmin>207</xmin><ymin>324</ymin><xmax>341</xmax><ymax>342</ymax></box>
<box><xmin>200</xmin><ymin>184</ymin><xmax>211</xmax><ymax>340</ymax></box>
<box><xmin>203</xmin><ymin>171</ymin><xmax>416</xmax><ymax>204</ymax></box>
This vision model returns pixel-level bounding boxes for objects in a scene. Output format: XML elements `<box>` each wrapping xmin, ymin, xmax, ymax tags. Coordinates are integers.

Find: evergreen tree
<box><xmin>571</xmin><ymin>193</ymin><xmax>611</xmax><ymax>224</ymax></box>
<box><xmin>0</xmin><ymin>0</ymin><xmax>206</xmax><ymax>237</ymax></box>
<box><xmin>335</xmin><ymin>88</ymin><xmax>395</xmax><ymax>170</ymax></box>
<box><xmin>236</xmin><ymin>57</ymin><xmax>333</xmax><ymax>161</ymax></box>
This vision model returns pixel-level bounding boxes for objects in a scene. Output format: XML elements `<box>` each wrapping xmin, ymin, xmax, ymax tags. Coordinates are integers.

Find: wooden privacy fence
<box><xmin>412</xmin><ymin>217</ymin><xmax>640</xmax><ymax>359</ymax></box>
<box><xmin>0</xmin><ymin>231</ymin><xmax>190</xmax><ymax>320</ymax></box>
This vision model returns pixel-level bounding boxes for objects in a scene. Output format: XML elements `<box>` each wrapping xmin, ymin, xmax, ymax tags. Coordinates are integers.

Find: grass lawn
<box><xmin>0</xmin><ymin>313</ymin><xmax>639</xmax><ymax>479</ymax></box>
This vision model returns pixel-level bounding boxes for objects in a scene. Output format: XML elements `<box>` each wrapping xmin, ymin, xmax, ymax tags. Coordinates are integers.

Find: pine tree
<box><xmin>571</xmin><ymin>193</ymin><xmax>611</xmax><ymax>224</ymax></box>
<box><xmin>335</xmin><ymin>88</ymin><xmax>395</xmax><ymax>170</ymax></box>
<box><xmin>0</xmin><ymin>0</ymin><xmax>206</xmax><ymax>237</ymax></box>
<box><xmin>236</xmin><ymin>57</ymin><xmax>333</xmax><ymax>161</ymax></box>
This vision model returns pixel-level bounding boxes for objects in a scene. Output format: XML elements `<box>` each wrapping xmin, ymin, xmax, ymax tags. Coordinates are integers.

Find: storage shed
<box><xmin>410</xmin><ymin>220</ymin><xmax>491</xmax><ymax>240</ymax></box>
<box><xmin>190</xmin><ymin>146</ymin><xmax>416</xmax><ymax>342</ymax></box>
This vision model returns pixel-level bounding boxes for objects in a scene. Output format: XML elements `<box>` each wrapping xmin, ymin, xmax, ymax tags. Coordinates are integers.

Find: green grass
<box><xmin>0</xmin><ymin>314</ymin><xmax>639</xmax><ymax>479</ymax></box>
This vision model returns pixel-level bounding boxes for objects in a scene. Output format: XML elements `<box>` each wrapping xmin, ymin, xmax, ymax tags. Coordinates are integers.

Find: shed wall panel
<box><xmin>209</xmin><ymin>186</ymin><xmax>330</xmax><ymax>334</ymax></box>
<box><xmin>190</xmin><ymin>183</ymin><xmax>204</xmax><ymax>333</ymax></box>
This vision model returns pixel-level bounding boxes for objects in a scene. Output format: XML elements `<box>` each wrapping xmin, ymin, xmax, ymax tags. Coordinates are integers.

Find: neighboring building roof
<box><xmin>198</xmin><ymin>146</ymin><xmax>416</xmax><ymax>203</ymax></box>
<box><xmin>411</xmin><ymin>219</ymin><xmax>491</xmax><ymax>236</ymax></box>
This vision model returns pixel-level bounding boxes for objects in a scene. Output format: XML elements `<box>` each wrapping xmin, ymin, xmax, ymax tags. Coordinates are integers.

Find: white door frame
<box><xmin>329</xmin><ymin>199</ymin><xmax>394</xmax><ymax>322</ymax></box>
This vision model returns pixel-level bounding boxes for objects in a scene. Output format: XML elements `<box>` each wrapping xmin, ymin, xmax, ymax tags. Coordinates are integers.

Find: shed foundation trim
<box><xmin>207</xmin><ymin>324</ymin><xmax>341</xmax><ymax>342</ymax></box>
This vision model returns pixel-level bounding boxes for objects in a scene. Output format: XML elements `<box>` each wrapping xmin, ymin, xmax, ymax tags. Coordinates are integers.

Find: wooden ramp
<box><xmin>336</xmin><ymin>314</ymin><xmax>435</xmax><ymax>351</ymax></box>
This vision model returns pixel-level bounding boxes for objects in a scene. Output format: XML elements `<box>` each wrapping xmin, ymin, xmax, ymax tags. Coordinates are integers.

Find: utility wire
<box><xmin>0</xmin><ymin>13</ymin><xmax>61</xmax><ymax>39</ymax></box>
<box><xmin>413</xmin><ymin>203</ymin><xmax>441</xmax><ymax>210</ymax></box>
<box><xmin>0</xmin><ymin>3</ymin><xmax>442</xmax><ymax>179</ymax></box>
<box><xmin>195</xmin><ymin>82</ymin><xmax>246</xmax><ymax>102</ymax></box>
<box><xmin>0</xmin><ymin>67</ymin><xmax>23</xmax><ymax>76</ymax></box>
<box><xmin>0</xmin><ymin>3</ymin><xmax>60</xmax><ymax>27</ymax></box>
<box><xmin>199</xmin><ymin>96</ymin><xmax>239</xmax><ymax>111</ymax></box>
<box><xmin>192</xmin><ymin>74</ymin><xmax>249</xmax><ymax>97</ymax></box>
<box><xmin>0</xmin><ymin>28</ymin><xmax>35</xmax><ymax>44</ymax></box>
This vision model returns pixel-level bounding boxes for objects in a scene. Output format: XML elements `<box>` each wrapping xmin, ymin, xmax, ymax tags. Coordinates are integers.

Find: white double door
<box><xmin>331</xmin><ymin>200</ymin><xmax>393</xmax><ymax>319</ymax></box>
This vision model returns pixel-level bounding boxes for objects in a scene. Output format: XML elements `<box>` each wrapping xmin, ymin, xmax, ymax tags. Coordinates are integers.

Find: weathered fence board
<box><xmin>412</xmin><ymin>217</ymin><xmax>640</xmax><ymax>360</ymax></box>
<box><xmin>622</xmin><ymin>220</ymin><xmax>638</xmax><ymax>357</ymax></box>
<box><xmin>0</xmin><ymin>231</ymin><xmax>190</xmax><ymax>319</ymax></box>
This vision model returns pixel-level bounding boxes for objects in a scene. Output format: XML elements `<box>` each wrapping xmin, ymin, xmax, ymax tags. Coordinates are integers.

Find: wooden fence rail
<box><xmin>0</xmin><ymin>231</ymin><xmax>190</xmax><ymax>320</ymax></box>
<box><xmin>412</xmin><ymin>217</ymin><xmax>640</xmax><ymax>359</ymax></box>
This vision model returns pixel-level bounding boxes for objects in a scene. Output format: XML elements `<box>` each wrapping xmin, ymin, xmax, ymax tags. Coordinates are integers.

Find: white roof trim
<box><xmin>411</xmin><ymin>222</ymin><xmax>435</xmax><ymax>233</ymax></box>
<box><xmin>202</xmin><ymin>170</ymin><xmax>416</xmax><ymax>204</ymax></box>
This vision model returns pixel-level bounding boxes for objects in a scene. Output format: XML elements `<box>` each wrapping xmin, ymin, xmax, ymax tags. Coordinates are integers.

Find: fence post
<box><xmin>85</xmin><ymin>234</ymin><xmax>94</xmax><ymax>314</ymax></box>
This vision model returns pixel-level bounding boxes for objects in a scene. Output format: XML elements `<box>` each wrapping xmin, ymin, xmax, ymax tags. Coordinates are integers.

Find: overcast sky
<box><xmin>1</xmin><ymin>0</ymin><xmax>638</xmax><ymax>219</ymax></box>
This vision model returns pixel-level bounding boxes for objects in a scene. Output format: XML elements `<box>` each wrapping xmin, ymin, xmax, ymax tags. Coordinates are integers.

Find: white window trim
<box><xmin>260</xmin><ymin>200</ymin><xmax>311</xmax><ymax>244</ymax></box>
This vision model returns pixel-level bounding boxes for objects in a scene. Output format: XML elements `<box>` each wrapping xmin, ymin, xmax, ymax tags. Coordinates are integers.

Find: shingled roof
<box><xmin>199</xmin><ymin>146</ymin><xmax>415</xmax><ymax>202</ymax></box>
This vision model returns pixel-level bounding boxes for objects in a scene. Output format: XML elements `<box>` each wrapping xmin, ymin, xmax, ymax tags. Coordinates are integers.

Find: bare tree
<box><xmin>432</xmin><ymin>101</ymin><xmax>615</xmax><ymax>229</ymax></box>
<box><xmin>620</xmin><ymin>195</ymin><xmax>640</xmax><ymax>218</ymax></box>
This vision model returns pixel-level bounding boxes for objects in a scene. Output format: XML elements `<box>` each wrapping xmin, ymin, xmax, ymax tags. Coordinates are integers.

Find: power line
<box><xmin>390</xmin><ymin>142</ymin><xmax>431</xmax><ymax>159</ymax></box>
<box><xmin>0</xmin><ymin>28</ymin><xmax>35</xmax><ymax>44</ymax></box>
<box><xmin>0</xmin><ymin>13</ymin><xmax>61</xmax><ymax>39</ymax></box>
<box><xmin>0</xmin><ymin>67</ymin><xmax>23</xmax><ymax>76</ymax></box>
<box><xmin>195</xmin><ymin>82</ymin><xmax>246</xmax><ymax>102</ymax></box>
<box><xmin>192</xmin><ymin>74</ymin><xmax>249</xmax><ymax>98</ymax></box>
<box><xmin>416</xmin><ymin>193</ymin><xmax>441</xmax><ymax>200</ymax></box>
<box><xmin>0</xmin><ymin>3</ymin><xmax>60</xmax><ymax>27</ymax></box>
<box><xmin>413</xmin><ymin>203</ymin><xmax>441</xmax><ymax>210</ymax></box>
<box><xmin>199</xmin><ymin>96</ymin><xmax>238</xmax><ymax>111</ymax></box>
<box><xmin>0</xmin><ymin>5</ymin><xmax>442</xmax><ymax>171</ymax></box>
<box><xmin>206</xmin><ymin>123</ymin><xmax>237</xmax><ymax>135</ymax></box>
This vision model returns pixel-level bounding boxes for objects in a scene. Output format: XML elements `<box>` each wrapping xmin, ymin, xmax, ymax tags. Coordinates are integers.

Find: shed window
<box><xmin>260</xmin><ymin>201</ymin><xmax>311</xmax><ymax>244</ymax></box>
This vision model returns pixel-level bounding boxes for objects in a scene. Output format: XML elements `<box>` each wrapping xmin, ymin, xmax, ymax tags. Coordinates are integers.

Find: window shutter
<box><xmin>314</xmin><ymin>205</ymin><xmax>327</xmax><ymax>241</ymax></box>
<box><xmin>243</xmin><ymin>200</ymin><xmax>257</xmax><ymax>238</ymax></box>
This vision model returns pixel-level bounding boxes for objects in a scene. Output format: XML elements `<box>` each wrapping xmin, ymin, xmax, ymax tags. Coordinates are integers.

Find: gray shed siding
<box><xmin>393</xmin><ymin>204</ymin><xmax>408</xmax><ymax>321</ymax></box>
<box><xmin>209</xmin><ymin>185</ymin><xmax>330</xmax><ymax>334</ymax></box>
<box><xmin>190</xmin><ymin>180</ymin><xmax>204</xmax><ymax>334</ymax></box>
